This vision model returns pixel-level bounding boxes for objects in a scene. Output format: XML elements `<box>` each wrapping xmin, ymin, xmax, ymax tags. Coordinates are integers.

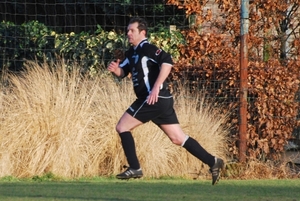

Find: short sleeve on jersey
<box><xmin>142</xmin><ymin>43</ymin><xmax>173</xmax><ymax>67</ymax></box>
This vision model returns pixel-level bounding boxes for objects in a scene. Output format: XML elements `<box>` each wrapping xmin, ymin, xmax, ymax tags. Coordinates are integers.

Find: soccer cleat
<box><xmin>210</xmin><ymin>158</ymin><xmax>224</xmax><ymax>185</ymax></box>
<box><xmin>116</xmin><ymin>166</ymin><xmax>143</xmax><ymax>180</ymax></box>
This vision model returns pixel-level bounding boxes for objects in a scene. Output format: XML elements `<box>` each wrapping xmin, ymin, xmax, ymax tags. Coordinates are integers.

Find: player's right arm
<box><xmin>107</xmin><ymin>59</ymin><xmax>125</xmax><ymax>78</ymax></box>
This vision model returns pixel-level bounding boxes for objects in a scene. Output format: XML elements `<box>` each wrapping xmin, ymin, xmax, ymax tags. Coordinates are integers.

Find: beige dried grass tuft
<box><xmin>234</xmin><ymin>160</ymin><xmax>298</xmax><ymax>180</ymax></box>
<box><xmin>0</xmin><ymin>60</ymin><xmax>229</xmax><ymax>179</ymax></box>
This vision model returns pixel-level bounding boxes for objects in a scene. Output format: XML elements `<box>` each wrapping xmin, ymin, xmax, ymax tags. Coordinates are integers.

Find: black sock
<box><xmin>119</xmin><ymin>131</ymin><xmax>140</xmax><ymax>170</ymax></box>
<box><xmin>183</xmin><ymin>137</ymin><xmax>215</xmax><ymax>167</ymax></box>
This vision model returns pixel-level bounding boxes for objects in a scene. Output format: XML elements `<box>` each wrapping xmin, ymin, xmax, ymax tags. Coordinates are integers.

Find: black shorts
<box><xmin>126</xmin><ymin>96</ymin><xmax>179</xmax><ymax>125</ymax></box>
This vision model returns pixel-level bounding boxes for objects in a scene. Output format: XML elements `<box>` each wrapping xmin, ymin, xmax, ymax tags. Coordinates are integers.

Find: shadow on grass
<box><xmin>0</xmin><ymin>179</ymin><xmax>299</xmax><ymax>201</ymax></box>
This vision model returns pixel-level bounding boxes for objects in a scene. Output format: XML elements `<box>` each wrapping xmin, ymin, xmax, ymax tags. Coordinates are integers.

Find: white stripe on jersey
<box><xmin>141</xmin><ymin>56</ymin><xmax>151</xmax><ymax>93</ymax></box>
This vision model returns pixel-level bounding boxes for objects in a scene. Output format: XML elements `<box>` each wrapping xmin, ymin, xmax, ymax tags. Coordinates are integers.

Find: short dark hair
<box><xmin>128</xmin><ymin>17</ymin><xmax>148</xmax><ymax>35</ymax></box>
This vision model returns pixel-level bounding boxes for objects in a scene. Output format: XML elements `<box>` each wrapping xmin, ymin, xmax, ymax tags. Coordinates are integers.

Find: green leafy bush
<box><xmin>149</xmin><ymin>27</ymin><xmax>185</xmax><ymax>61</ymax></box>
<box><xmin>0</xmin><ymin>21</ymin><xmax>25</xmax><ymax>70</ymax></box>
<box><xmin>54</xmin><ymin>25</ymin><xmax>127</xmax><ymax>75</ymax></box>
<box><xmin>0</xmin><ymin>21</ymin><xmax>184</xmax><ymax>74</ymax></box>
<box><xmin>0</xmin><ymin>20</ymin><xmax>53</xmax><ymax>71</ymax></box>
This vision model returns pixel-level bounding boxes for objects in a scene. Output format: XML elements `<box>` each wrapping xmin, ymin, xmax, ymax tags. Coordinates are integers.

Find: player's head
<box><xmin>128</xmin><ymin>17</ymin><xmax>148</xmax><ymax>35</ymax></box>
<box><xmin>127</xmin><ymin>17</ymin><xmax>148</xmax><ymax>46</ymax></box>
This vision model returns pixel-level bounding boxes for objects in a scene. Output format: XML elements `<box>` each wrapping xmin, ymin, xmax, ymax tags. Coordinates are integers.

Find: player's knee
<box><xmin>168</xmin><ymin>133</ymin><xmax>187</xmax><ymax>146</ymax></box>
<box><xmin>115</xmin><ymin>123</ymin><xmax>128</xmax><ymax>134</ymax></box>
<box><xmin>170</xmin><ymin>138</ymin><xmax>183</xmax><ymax>146</ymax></box>
<box><xmin>115</xmin><ymin>121</ymin><xmax>121</xmax><ymax>133</ymax></box>
<box><xmin>115</xmin><ymin>124</ymin><xmax>122</xmax><ymax>133</ymax></box>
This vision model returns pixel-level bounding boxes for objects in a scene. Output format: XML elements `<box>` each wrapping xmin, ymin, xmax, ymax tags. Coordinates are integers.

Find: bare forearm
<box><xmin>147</xmin><ymin>63</ymin><xmax>172</xmax><ymax>104</ymax></box>
<box><xmin>107</xmin><ymin>59</ymin><xmax>125</xmax><ymax>78</ymax></box>
<box><xmin>153</xmin><ymin>63</ymin><xmax>172</xmax><ymax>89</ymax></box>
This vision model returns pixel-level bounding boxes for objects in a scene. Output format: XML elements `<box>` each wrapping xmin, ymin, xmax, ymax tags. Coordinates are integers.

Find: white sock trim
<box><xmin>181</xmin><ymin>135</ymin><xmax>190</xmax><ymax>147</ymax></box>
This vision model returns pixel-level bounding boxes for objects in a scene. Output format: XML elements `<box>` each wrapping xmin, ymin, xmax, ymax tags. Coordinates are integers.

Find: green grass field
<box><xmin>0</xmin><ymin>178</ymin><xmax>299</xmax><ymax>201</ymax></box>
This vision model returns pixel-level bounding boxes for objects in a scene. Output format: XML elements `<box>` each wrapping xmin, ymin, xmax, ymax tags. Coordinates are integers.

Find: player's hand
<box><xmin>147</xmin><ymin>87</ymin><xmax>159</xmax><ymax>105</ymax></box>
<box><xmin>107</xmin><ymin>59</ymin><xmax>120</xmax><ymax>73</ymax></box>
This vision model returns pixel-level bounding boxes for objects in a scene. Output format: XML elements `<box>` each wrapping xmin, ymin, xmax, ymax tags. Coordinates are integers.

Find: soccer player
<box><xmin>107</xmin><ymin>17</ymin><xmax>224</xmax><ymax>185</ymax></box>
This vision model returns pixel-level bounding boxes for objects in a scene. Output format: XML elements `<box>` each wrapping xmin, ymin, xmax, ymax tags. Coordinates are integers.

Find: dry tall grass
<box><xmin>0</xmin><ymin>60</ymin><xmax>229</xmax><ymax>179</ymax></box>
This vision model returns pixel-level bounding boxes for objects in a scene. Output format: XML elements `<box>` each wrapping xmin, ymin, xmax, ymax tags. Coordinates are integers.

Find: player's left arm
<box><xmin>147</xmin><ymin>63</ymin><xmax>172</xmax><ymax>105</ymax></box>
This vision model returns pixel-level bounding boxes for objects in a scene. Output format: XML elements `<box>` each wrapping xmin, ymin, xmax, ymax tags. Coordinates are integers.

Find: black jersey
<box><xmin>119</xmin><ymin>39</ymin><xmax>173</xmax><ymax>99</ymax></box>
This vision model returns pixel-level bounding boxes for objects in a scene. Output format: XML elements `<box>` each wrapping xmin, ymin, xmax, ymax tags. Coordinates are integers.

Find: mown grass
<box><xmin>0</xmin><ymin>178</ymin><xmax>299</xmax><ymax>201</ymax></box>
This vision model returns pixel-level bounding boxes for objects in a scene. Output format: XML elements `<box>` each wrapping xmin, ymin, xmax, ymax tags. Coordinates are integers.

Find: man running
<box><xmin>107</xmin><ymin>17</ymin><xmax>224</xmax><ymax>185</ymax></box>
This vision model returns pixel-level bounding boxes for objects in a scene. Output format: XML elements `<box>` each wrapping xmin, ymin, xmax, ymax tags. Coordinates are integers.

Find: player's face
<box><xmin>127</xmin><ymin>22</ymin><xmax>146</xmax><ymax>47</ymax></box>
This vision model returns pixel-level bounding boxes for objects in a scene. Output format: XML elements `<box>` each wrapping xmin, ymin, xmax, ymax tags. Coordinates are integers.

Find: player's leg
<box><xmin>159</xmin><ymin>123</ymin><xmax>224</xmax><ymax>185</ymax></box>
<box><xmin>159</xmin><ymin>123</ymin><xmax>216</xmax><ymax>166</ymax></box>
<box><xmin>115</xmin><ymin>98</ymin><xmax>160</xmax><ymax>180</ymax></box>
<box><xmin>159</xmin><ymin>123</ymin><xmax>219</xmax><ymax>167</ymax></box>
<box><xmin>152</xmin><ymin>96</ymin><xmax>224</xmax><ymax>184</ymax></box>
<box><xmin>115</xmin><ymin>112</ymin><xmax>143</xmax><ymax>179</ymax></box>
<box><xmin>151</xmin><ymin>97</ymin><xmax>216</xmax><ymax>167</ymax></box>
